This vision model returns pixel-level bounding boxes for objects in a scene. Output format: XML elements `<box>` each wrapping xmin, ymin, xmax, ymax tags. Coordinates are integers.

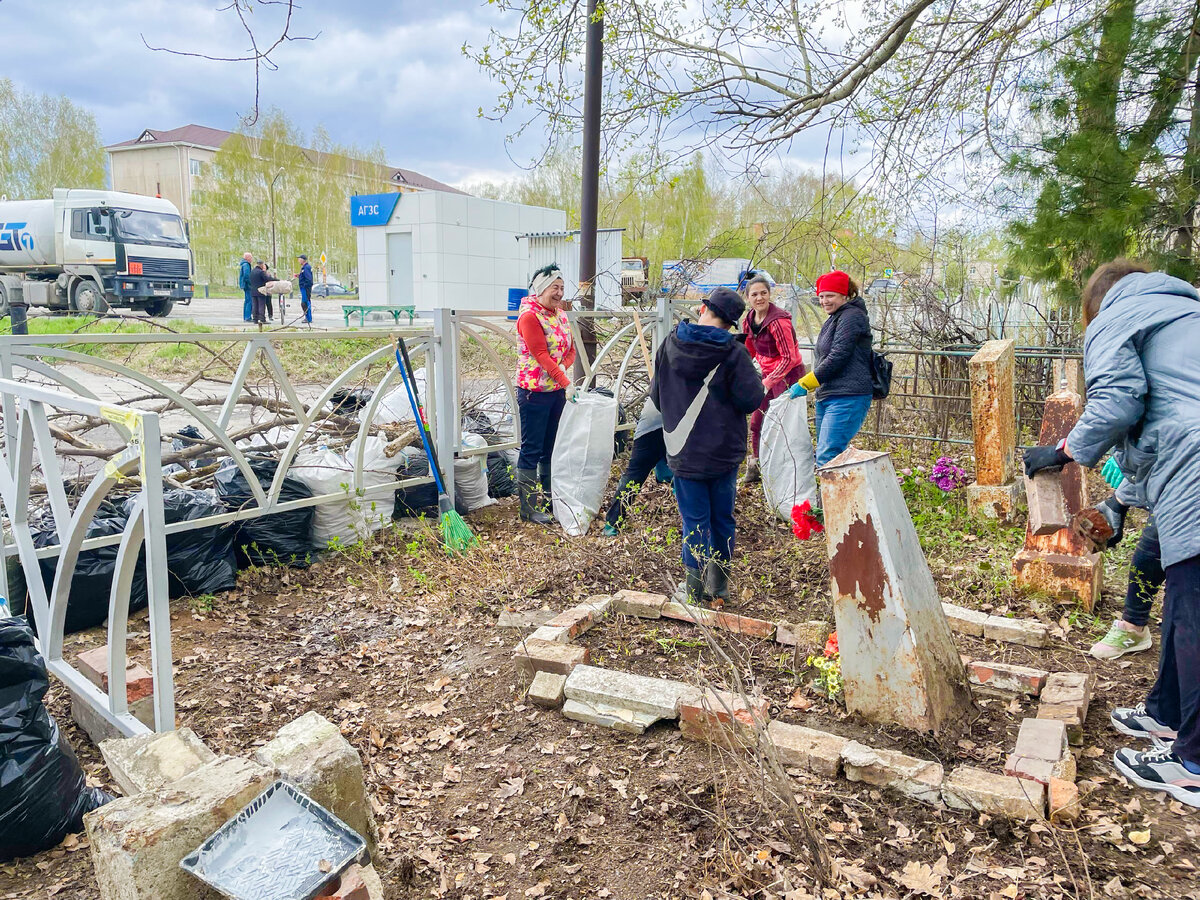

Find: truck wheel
<box><xmin>72</xmin><ymin>280</ymin><xmax>109</xmax><ymax>316</ymax></box>
<box><xmin>144</xmin><ymin>299</ymin><xmax>174</xmax><ymax>317</ymax></box>
<box><xmin>0</xmin><ymin>283</ymin><xmax>9</xmax><ymax>318</ymax></box>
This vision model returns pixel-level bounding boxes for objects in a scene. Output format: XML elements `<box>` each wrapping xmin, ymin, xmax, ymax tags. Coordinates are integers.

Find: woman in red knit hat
<box><xmin>739</xmin><ymin>272</ymin><xmax>805</xmax><ymax>484</ymax></box>
<box><xmin>789</xmin><ymin>270</ymin><xmax>874</xmax><ymax>466</ymax></box>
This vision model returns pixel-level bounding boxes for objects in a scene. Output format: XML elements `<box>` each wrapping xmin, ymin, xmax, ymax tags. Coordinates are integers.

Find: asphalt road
<box><xmin>24</xmin><ymin>295</ymin><xmax>411</xmax><ymax>331</ymax></box>
<box><xmin>159</xmin><ymin>295</ymin><xmax>362</xmax><ymax>329</ymax></box>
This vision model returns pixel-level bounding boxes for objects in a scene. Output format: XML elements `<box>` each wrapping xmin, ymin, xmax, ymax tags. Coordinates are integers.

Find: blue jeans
<box><xmin>517</xmin><ymin>387</ymin><xmax>566</xmax><ymax>471</ymax></box>
<box><xmin>243</xmin><ymin>288</ymin><xmax>254</xmax><ymax>321</ymax></box>
<box><xmin>675</xmin><ymin>469</ymin><xmax>737</xmax><ymax>570</ymax></box>
<box><xmin>300</xmin><ymin>285</ymin><xmax>312</xmax><ymax>322</ymax></box>
<box><xmin>814</xmin><ymin>394</ymin><xmax>872</xmax><ymax>466</ymax></box>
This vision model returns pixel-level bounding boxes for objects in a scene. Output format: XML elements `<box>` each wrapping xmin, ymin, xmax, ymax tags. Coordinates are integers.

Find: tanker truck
<box><xmin>0</xmin><ymin>188</ymin><xmax>194</xmax><ymax>317</ymax></box>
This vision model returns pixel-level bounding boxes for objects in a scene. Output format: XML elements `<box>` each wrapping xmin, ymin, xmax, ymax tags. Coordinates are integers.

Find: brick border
<box><xmin>506</xmin><ymin>590</ymin><xmax>1088</xmax><ymax>822</ymax></box>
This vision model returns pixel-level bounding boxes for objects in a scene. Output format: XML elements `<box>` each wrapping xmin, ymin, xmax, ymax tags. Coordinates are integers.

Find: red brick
<box><xmin>708</xmin><ymin>612</ymin><xmax>777</xmax><ymax>640</ymax></box>
<box><xmin>966</xmin><ymin>660</ymin><xmax>1047</xmax><ymax>696</ymax></box>
<box><xmin>1049</xmin><ymin>777</ymin><xmax>1081</xmax><ymax>823</ymax></box>
<box><xmin>513</xmin><ymin>638</ymin><xmax>589</xmax><ymax>679</ymax></box>
<box><xmin>679</xmin><ymin>688</ymin><xmax>769</xmax><ymax>747</ymax></box>
<box><xmin>1042</xmin><ymin>672</ymin><xmax>1095</xmax><ymax>717</ymax></box>
<box><xmin>316</xmin><ymin>864</ymin><xmax>370</xmax><ymax>900</ymax></box>
<box><xmin>1036</xmin><ymin>702</ymin><xmax>1084</xmax><ymax>746</ymax></box>
<box><xmin>76</xmin><ymin>646</ymin><xmax>154</xmax><ymax>703</ymax></box>
<box><xmin>543</xmin><ymin>605</ymin><xmax>596</xmax><ymax>640</ymax></box>
<box><xmin>775</xmin><ymin>621</ymin><xmax>830</xmax><ymax>648</ymax></box>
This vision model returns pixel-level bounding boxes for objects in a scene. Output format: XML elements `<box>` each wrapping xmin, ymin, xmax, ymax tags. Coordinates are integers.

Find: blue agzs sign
<box><xmin>350</xmin><ymin>193</ymin><xmax>400</xmax><ymax>227</ymax></box>
<box><xmin>0</xmin><ymin>222</ymin><xmax>34</xmax><ymax>251</ymax></box>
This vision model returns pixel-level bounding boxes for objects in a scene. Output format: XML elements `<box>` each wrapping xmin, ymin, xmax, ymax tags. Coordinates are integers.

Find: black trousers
<box><xmin>605</xmin><ymin>429</ymin><xmax>667</xmax><ymax>529</ymax></box>
<box><xmin>1145</xmin><ymin>553</ymin><xmax>1200</xmax><ymax>765</ymax></box>
<box><xmin>517</xmin><ymin>387</ymin><xmax>566</xmax><ymax>471</ymax></box>
<box><xmin>1123</xmin><ymin>518</ymin><xmax>1164</xmax><ymax>628</ymax></box>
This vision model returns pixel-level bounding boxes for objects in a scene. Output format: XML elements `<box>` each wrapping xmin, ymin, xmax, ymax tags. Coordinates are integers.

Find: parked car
<box><xmin>311</xmin><ymin>282</ymin><xmax>353</xmax><ymax>297</ymax></box>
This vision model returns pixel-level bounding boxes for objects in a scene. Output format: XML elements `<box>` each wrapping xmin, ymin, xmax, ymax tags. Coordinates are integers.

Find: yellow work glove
<box><xmin>798</xmin><ymin>371</ymin><xmax>819</xmax><ymax>392</ymax></box>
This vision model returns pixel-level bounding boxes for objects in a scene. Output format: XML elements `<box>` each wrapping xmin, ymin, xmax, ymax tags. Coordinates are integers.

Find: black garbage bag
<box><xmin>393</xmin><ymin>448</ymin><xmax>439</xmax><ymax>518</ymax></box>
<box><xmin>214</xmin><ymin>458</ymin><xmax>314</xmax><ymax>567</ymax></box>
<box><xmin>30</xmin><ymin>490</ymin><xmax>239</xmax><ymax>635</ymax></box>
<box><xmin>171</xmin><ymin>424</ymin><xmax>215</xmax><ymax>469</ymax></box>
<box><xmin>121</xmin><ymin>489</ymin><xmax>238</xmax><ymax>599</ymax></box>
<box><xmin>462</xmin><ymin>410</ymin><xmax>498</xmax><ymax>439</ymax></box>
<box><xmin>486</xmin><ymin>449</ymin><xmax>517</xmax><ymax>498</ymax></box>
<box><xmin>0</xmin><ymin>619</ymin><xmax>110</xmax><ymax>861</ymax></box>
<box><xmin>31</xmin><ymin>502</ymin><xmax>144</xmax><ymax>635</ymax></box>
<box><xmin>328</xmin><ymin>387</ymin><xmax>374</xmax><ymax>415</ymax></box>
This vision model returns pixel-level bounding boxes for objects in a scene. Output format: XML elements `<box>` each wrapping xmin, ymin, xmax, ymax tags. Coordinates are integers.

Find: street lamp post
<box><xmin>269</xmin><ymin>167</ymin><xmax>285</xmax><ymax>272</ymax></box>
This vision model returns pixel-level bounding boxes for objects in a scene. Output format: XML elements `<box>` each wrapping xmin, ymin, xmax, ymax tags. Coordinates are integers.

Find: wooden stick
<box><xmin>631</xmin><ymin>308</ymin><xmax>654</xmax><ymax>378</ymax></box>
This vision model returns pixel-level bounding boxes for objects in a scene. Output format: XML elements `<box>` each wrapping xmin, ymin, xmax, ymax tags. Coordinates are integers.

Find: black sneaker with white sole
<box><xmin>1113</xmin><ymin>746</ymin><xmax>1200</xmax><ymax>808</ymax></box>
<box><xmin>1110</xmin><ymin>702</ymin><xmax>1178</xmax><ymax>744</ymax></box>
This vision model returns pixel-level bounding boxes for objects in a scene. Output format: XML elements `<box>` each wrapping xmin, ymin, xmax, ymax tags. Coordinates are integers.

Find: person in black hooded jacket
<box><xmin>790</xmin><ymin>270</ymin><xmax>873</xmax><ymax>465</ymax></box>
<box><xmin>651</xmin><ymin>287</ymin><xmax>765</xmax><ymax>605</ymax></box>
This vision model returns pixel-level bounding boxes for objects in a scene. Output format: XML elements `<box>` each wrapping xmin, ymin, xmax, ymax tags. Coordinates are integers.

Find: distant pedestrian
<box><xmin>296</xmin><ymin>255</ymin><xmax>314</xmax><ymax>324</ymax></box>
<box><xmin>652</xmin><ymin>287</ymin><xmax>764</xmax><ymax>605</ymax></box>
<box><xmin>239</xmin><ymin>252</ymin><xmax>253</xmax><ymax>323</ymax></box>
<box><xmin>248</xmin><ymin>261</ymin><xmax>271</xmax><ymax>325</ymax></box>
<box><xmin>789</xmin><ymin>270</ymin><xmax>874</xmax><ymax>467</ymax></box>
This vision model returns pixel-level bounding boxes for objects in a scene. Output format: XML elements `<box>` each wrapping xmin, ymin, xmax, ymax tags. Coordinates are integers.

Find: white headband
<box><xmin>532</xmin><ymin>268</ymin><xmax>564</xmax><ymax>298</ymax></box>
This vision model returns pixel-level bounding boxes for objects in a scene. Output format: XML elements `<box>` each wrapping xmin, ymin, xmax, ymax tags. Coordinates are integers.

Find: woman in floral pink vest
<box><xmin>514</xmin><ymin>264</ymin><xmax>576</xmax><ymax>523</ymax></box>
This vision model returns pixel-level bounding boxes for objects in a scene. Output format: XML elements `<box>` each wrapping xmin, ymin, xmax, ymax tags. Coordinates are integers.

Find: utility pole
<box><xmin>576</xmin><ymin>0</ymin><xmax>603</xmax><ymax>379</ymax></box>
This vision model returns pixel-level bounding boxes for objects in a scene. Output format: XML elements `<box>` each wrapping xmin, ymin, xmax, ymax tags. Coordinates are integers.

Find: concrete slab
<box><xmin>99</xmin><ymin>728</ymin><xmax>217</xmax><ymax>797</ymax></box>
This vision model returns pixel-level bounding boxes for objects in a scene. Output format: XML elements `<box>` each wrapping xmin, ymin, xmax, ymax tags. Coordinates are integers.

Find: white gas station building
<box><xmin>351</xmin><ymin>191</ymin><xmax>624</xmax><ymax>312</ymax></box>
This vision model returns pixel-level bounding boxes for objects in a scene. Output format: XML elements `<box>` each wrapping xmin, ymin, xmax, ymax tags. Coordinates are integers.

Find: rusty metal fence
<box><xmin>796</xmin><ymin>343</ymin><xmax>1083</xmax><ymax>462</ymax></box>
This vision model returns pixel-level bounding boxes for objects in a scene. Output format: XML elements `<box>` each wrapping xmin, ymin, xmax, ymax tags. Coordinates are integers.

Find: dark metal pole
<box><xmin>9</xmin><ymin>297</ymin><xmax>28</xmax><ymax>335</ymax></box>
<box><xmin>576</xmin><ymin>0</ymin><xmax>603</xmax><ymax>378</ymax></box>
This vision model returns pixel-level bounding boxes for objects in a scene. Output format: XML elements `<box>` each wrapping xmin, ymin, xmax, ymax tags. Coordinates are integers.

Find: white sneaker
<box><xmin>1091</xmin><ymin>620</ymin><xmax>1152</xmax><ymax>659</ymax></box>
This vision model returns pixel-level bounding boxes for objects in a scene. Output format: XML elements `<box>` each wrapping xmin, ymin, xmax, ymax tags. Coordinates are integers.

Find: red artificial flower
<box><xmin>824</xmin><ymin>631</ymin><xmax>839</xmax><ymax>658</ymax></box>
<box><xmin>790</xmin><ymin>500</ymin><xmax>825</xmax><ymax>541</ymax></box>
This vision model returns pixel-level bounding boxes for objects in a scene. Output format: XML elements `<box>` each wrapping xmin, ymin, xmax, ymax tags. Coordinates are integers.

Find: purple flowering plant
<box><xmin>929</xmin><ymin>456</ymin><xmax>968</xmax><ymax>492</ymax></box>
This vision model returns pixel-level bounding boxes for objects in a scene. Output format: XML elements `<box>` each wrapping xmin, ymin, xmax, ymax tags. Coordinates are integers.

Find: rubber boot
<box><xmin>537</xmin><ymin>460</ymin><xmax>553</xmax><ymax>514</ymax></box>
<box><xmin>517</xmin><ymin>468</ymin><xmax>553</xmax><ymax>524</ymax></box>
<box><xmin>675</xmin><ymin>566</ymin><xmax>708</xmax><ymax>606</ymax></box>
<box><xmin>705</xmin><ymin>558</ymin><xmax>731</xmax><ymax>607</ymax></box>
<box><xmin>740</xmin><ymin>458</ymin><xmax>761</xmax><ymax>486</ymax></box>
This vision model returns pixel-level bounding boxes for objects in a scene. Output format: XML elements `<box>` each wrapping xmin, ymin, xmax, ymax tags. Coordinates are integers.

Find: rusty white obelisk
<box><xmin>819</xmin><ymin>448</ymin><xmax>973</xmax><ymax>733</ymax></box>
<box><xmin>966</xmin><ymin>339</ymin><xmax>1020</xmax><ymax>522</ymax></box>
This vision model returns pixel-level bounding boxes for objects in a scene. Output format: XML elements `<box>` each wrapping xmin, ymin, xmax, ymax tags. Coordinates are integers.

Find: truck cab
<box><xmin>60</xmin><ymin>191</ymin><xmax>194</xmax><ymax>315</ymax></box>
<box><xmin>0</xmin><ymin>189</ymin><xmax>194</xmax><ymax>317</ymax></box>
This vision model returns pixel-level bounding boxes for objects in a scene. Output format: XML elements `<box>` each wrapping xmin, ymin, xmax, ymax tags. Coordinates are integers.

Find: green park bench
<box><xmin>341</xmin><ymin>304</ymin><xmax>417</xmax><ymax>327</ymax></box>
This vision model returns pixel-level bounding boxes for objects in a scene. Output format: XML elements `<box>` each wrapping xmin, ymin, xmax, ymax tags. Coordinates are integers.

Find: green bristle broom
<box><xmin>394</xmin><ymin>336</ymin><xmax>477</xmax><ymax>554</ymax></box>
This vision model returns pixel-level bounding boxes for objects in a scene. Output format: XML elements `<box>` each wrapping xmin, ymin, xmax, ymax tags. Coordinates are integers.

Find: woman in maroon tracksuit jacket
<box><xmin>739</xmin><ymin>274</ymin><xmax>805</xmax><ymax>484</ymax></box>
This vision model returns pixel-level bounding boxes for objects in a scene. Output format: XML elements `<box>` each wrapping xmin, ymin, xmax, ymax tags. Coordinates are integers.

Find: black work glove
<box><xmin>1023</xmin><ymin>444</ymin><xmax>1071</xmax><ymax>477</ymax></box>
<box><xmin>1097</xmin><ymin>496</ymin><xmax>1128</xmax><ymax>547</ymax></box>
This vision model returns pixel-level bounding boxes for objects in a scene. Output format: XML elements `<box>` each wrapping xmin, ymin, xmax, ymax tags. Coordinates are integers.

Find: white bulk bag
<box><xmin>291</xmin><ymin>436</ymin><xmax>398</xmax><ymax>548</ymax></box>
<box><xmin>360</xmin><ymin>367</ymin><xmax>428</xmax><ymax>426</ymax></box>
<box><xmin>262</xmin><ymin>279</ymin><xmax>292</xmax><ymax>295</ymax></box>
<box><xmin>760</xmin><ymin>392</ymin><xmax>818</xmax><ymax>520</ymax></box>
<box><xmin>551</xmin><ymin>393</ymin><xmax>619</xmax><ymax>536</ymax></box>
<box><xmin>454</xmin><ymin>432</ymin><xmax>496</xmax><ymax>512</ymax></box>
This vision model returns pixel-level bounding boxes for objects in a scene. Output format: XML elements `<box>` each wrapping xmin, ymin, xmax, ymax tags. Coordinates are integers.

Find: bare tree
<box><xmin>141</xmin><ymin>0</ymin><xmax>319</xmax><ymax>126</ymax></box>
<box><xmin>464</xmin><ymin>1</ymin><xmax>1110</xmax><ymax>181</ymax></box>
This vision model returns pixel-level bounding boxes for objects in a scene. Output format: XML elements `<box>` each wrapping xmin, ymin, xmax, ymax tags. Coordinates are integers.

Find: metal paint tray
<box><xmin>179</xmin><ymin>780</ymin><xmax>368</xmax><ymax>900</ymax></box>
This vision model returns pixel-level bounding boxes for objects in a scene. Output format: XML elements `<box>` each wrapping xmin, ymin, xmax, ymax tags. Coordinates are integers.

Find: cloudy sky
<box><xmin>1</xmin><ymin>0</ymin><xmax>561</xmax><ymax>186</ymax></box>
<box><xmin>2</xmin><ymin>0</ymin><xmax>861</xmax><ymax>191</ymax></box>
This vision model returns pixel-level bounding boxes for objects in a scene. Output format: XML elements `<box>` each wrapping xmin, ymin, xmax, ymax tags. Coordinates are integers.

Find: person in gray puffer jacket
<box><xmin>1023</xmin><ymin>260</ymin><xmax>1200</xmax><ymax>808</ymax></box>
